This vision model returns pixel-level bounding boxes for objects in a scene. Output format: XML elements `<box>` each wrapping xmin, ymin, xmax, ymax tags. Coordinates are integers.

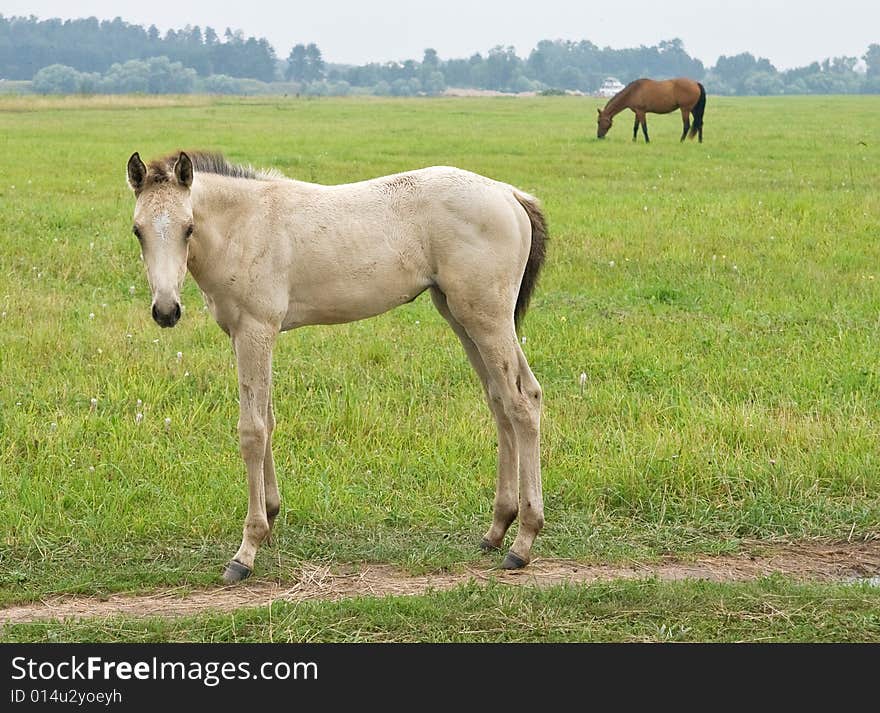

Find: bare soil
<box><xmin>2</xmin><ymin>540</ymin><xmax>878</xmax><ymax>625</ymax></box>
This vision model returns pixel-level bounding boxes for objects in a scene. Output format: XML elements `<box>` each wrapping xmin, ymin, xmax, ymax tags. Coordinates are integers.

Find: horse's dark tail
<box><xmin>689</xmin><ymin>82</ymin><xmax>706</xmax><ymax>139</ymax></box>
<box><xmin>513</xmin><ymin>192</ymin><xmax>548</xmax><ymax>330</ymax></box>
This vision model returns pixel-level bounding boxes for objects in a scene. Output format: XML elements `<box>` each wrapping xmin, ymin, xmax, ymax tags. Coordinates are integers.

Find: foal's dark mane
<box><xmin>147</xmin><ymin>151</ymin><xmax>277</xmax><ymax>183</ymax></box>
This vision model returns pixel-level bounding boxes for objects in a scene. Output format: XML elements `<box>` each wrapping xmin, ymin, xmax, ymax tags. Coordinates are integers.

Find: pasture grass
<box><xmin>1</xmin><ymin>95</ymin><xmax>879</xmax><ymax>609</ymax></box>
<box><xmin>3</xmin><ymin>577</ymin><xmax>879</xmax><ymax>643</ymax></box>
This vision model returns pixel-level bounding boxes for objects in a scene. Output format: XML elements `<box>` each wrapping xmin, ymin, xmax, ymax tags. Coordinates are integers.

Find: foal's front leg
<box><xmin>222</xmin><ymin>322</ymin><xmax>277</xmax><ymax>584</ymax></box>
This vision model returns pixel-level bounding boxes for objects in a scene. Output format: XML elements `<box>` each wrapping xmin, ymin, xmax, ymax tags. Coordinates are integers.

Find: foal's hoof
<box><xmin>501</xmin><ymin>551</ymin><xmax>528</xmax><ymax>570</ymax></box>
<box><xmin>222</xmin><ymin>559</ymin><xmax>252</xmax><ymax>584</ymax></box>
<box><xmin>479</xmin><ymin>538</ymin><xmax>500</xmax><ymax>553</ymax></box>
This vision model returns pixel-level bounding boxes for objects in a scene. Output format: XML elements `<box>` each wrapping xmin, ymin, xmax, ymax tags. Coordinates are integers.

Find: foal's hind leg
<box><xmin>430</xmin><ymin>288</ymin><xmax>519</xmax><ymax>550</ymax></box>
<box><xmin>444</xmin><ymin>295</ymin><xmax>543</xmax><ymax>568</ymax></box>
<box><xmin>475</xmin><ymin>328</ymin><xmax>543</xmax><ymax>568</ymax></box>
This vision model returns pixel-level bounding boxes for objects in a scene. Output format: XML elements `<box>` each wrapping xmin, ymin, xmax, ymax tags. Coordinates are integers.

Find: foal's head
<box><xmin>596</xmin><ymin>108</ymin><xmax>613</xmax><ymax>139</ymax></box>
<box><xmin>126</xmin><ymin>151</ymin><xmax>194</xmax><ymax>328</ymax></box>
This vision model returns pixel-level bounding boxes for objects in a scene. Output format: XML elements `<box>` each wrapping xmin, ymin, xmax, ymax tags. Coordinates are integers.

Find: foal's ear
<box><xmin>173</xmin><ymin>151</ymin><xmax>193</xmax><ymax>189</ymax></box>
<box><xmin>127</xmin><ymin>152</ymin><xmax>147</xmax><ymax>193</ymax></box>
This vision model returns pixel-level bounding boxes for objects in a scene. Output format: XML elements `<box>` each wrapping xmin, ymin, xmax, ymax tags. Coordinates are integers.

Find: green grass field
<box><xmin>1</xmin><ymin>94</ymin><xmax>879</xmax><ymax>641</ymax></box>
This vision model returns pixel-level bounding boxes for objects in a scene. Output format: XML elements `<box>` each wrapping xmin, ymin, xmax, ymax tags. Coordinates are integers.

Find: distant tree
<box><xmin>743</xmin><ymin>71</ymin><xmax>784</xmax><ymax>95</ymax></box>
<box><xmin>401</xmin><ymin>59</ymin><xmax>418</xmax><ymax>80</ymax></box>
<box><xmin>286</xmin><ymin>44</ymin><xmax>307</xmax><ymax>81</ymax></box>
<box><xmin>342</xmin><ymin>62</ymin><xmax>382</xmax><ymax>86</ymax></box>
<box><xmin>390</xmin><ymin>77</ymin><xmax>420</xmax><ymax>96</ymax></box>
<box><xmin>201</xmin><ymin>73</ymin><xmax>242</xmax><ymax>93</ymax></box>
<box><xmin>865</xmin><ymin>44</ymin><xmax>880</xmax><ymax>77</ymax></box>
<box><xmin>145</xmin><ymin>56</ymin><xmax>196</xmax><ymax>93</ymax></box>
<box><xmin>209</xmin><ymin>31</ymin><xmax>276</xmax><ymax>80</ymax></box>
<box><xmin>712</xmin><ymin>52</ymin><xmax>777</xmax><ymax>94</ymax></box>
<box><xmin>440</xmin><ymin>57</ymin><xmax>473</xmax><ymax>86</ymax></box>
<box><xmin>100</xmin><ymin>56</ymin><xmax>195</xmax><ymax>93</ymax></box>
<box><xmin>304</xmin><ymin>43</ymin><xmax>325</xmax><ymax>81</ymax></box>
<box><xmin>32</xmin><ymin>64</ymin><xmax>83</xmax><ymax>93</ymax></box>
<box><xmin>485</xmin><ymin>45</ymin><xmax>521</xmax><ymax>90</ymax></box>
<box><xmin>864</xmin><ymin>44</ymin><xmax>880</xmax><ymax>92</ymax></box>
<box><xmin>101</xmin><ymin>59</ymin><xmax>150</xmax><ymax>93</ymax></box>
<box><xmin>656</xmin><ymin>37</ymin><xmax>705</xmax><ymax>78</ymax></box>
<box><xmin>422</xmin><ymin>48</ymin><xmax>439</xmax><ymax>69</ymax></box>
<box><xmin>526</xmin><ymin>43</ymin><xmax>549</xmax><ymax>78</ymax></box>
<box><xmin>511</xmin><ymin>75</ymin><xmax>538</xmax><ymax>93</ymax></box>
<box><xmin>422</xmin><ymin>70</ymin><xmax>446</xmax><ymax>95</ymax></box>
<box><xmin>286</xmin><ymin>43</ymin><xmax>323</xmax><ymax>82</ymax></box>
<box><xmin>558</xmin><ymin>65</ymin><xmax>583</xmax><ymax>89</ymax></box>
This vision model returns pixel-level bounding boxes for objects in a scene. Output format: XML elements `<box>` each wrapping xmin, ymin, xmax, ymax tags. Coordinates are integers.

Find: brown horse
<box><xmin>597</xmin><ymin>78</ymin><xmax>706</xmax><ymax>143</ymax></box>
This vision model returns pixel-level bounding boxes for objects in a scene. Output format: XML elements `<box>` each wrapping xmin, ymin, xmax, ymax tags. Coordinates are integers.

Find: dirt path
<box><xmin>2</xmin><ymin>541</ymin><xmax>878</xmax><ymax>625</ymax></box>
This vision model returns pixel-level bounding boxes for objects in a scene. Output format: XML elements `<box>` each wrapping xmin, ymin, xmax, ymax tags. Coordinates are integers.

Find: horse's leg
<box><xmin>430</xmin><ymin>288</ymin><xmax>518</xmax><ymax>551</ymax></box>
<box><xmin>222</xmin><ymin>321</ymin><xmax>277</xmax><ymax>584</ymax></box>
<box><xmin>444</xmin><ymin>292</ymin><xmax>543</xmax><ymax>568</ymax></box>
<box><xmin>641</xmin><ymin>114</ymin><xmax>650</xmax><ymax>143</ymax></box>
<box><xmin>263</xmin><ymin>392</ymin><xmax>280</xmax><ymax>544</ymax></box>
<box><xmin>632</xmin><ymin>114</ymin><xmax>639</xmax><ymax>142</ymax></box>
<box><xmin>473</xmin><ymin>329</ymin><xmax>542</xmax><ymax>569</ymax></box>
<box><xmin>680</xmin><ymin>108</ymin><xmax>691</xmax><ymax>142</ymax></box>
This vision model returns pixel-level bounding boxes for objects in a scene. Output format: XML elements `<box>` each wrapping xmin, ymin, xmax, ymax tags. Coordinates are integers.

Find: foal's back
<box><xmin>247</xmin><ymin>166</ymin><xmax>533</xmax><ymax>330</ymax></box>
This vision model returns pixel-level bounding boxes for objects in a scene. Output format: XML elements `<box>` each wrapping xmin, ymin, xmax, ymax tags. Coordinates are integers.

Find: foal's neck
<box><xmin>187</xmin><ymin>174</ymin><xmax>263</xmax><ymax>286</ymax></box>
<box><xmin>190</xmin><ymin>173</ymin><xmax>266</xmax><ymax>244</ymax></box>
<box><xmin>192</xmin><ymin>173</ymin><xmax>260</xmax><ymax>221</ymax></box>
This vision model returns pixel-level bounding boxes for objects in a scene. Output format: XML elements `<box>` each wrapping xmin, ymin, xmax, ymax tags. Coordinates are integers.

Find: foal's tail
<box><xmin>512</xmin><ymin>192</ymin><xmax>548</xmax><ymax>330</ymax></box>
<box><xmin>689</xmin><ymin>82</ymin><xmax>706</xmax><ymax>139</ymax></box>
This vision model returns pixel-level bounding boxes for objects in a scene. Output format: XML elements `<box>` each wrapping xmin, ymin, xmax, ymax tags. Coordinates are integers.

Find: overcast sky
<box><xmin>4</xmin><ymin>0</ymin><xmax>878</xmax><ymax>69</ymax></box>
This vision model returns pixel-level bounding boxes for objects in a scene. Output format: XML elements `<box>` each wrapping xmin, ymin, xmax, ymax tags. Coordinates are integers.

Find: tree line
<box><xmin>3</xmin><ymin>15</ymin><xmax>879</xmax><ymax>95</ymax></box>
<box><xmin>0</xmin><ymin>15</ymin><xmax>277</xmax><ymax>81</ymax></box>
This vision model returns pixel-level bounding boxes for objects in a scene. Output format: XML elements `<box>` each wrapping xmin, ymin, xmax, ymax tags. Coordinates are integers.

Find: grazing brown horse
<box><xmin>597</xmin><ymin>78</ymin><xmax>706</xmax><ymax>143</ymax></box>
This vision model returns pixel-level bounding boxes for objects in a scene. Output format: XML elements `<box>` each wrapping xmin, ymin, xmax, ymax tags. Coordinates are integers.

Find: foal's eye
<box><xmin>132</xmin><ymin>226</ymin><xmax>142</xmax><ymax>241</ymax></box>
<box><xmin>184</xmin><ymin>224</ymin><xmax>194</xmax><ymax>239</ymax></box>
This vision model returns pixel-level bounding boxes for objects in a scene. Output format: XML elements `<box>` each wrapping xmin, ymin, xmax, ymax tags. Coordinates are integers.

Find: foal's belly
<box><xmin>281</xmin><ymin>273</ymin><xmax>433</xmax><ymax>329</ymax></box>
<box><xmin>277</xmin><ymin>207</ymin><xmax>435</xmax><ymax>330</ymax></box>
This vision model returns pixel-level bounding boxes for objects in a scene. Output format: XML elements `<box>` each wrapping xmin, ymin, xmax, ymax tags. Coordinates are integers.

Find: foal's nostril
<box><xmin>151</xmin><ymin>302</ymin><xmax>181</xmax><ymax>327</ymax></box>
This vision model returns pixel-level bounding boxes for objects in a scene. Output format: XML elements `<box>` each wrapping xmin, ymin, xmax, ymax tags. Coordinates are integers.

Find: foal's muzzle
<box><xmin>152</xmin><ymin>302</ymin><xmax>181</xmax><ymax>328</ymax></box>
